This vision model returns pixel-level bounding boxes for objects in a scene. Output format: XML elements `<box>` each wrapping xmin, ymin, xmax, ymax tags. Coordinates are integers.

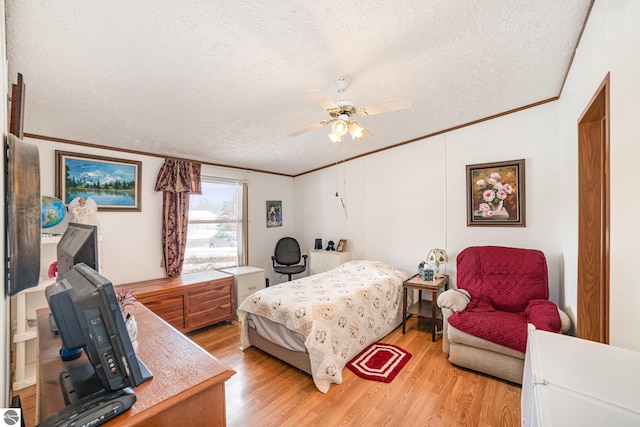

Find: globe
<box><xmin>41</xmin><ymin>196</ymin><xmax>67</xmax><ymax>228</ymax></box>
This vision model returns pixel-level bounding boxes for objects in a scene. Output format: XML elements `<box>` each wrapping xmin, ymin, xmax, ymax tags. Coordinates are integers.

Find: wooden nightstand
<box><xmin>402</xmin><ymin>274</ymin><xmax>449</xmax><ymax>341</ymax></box>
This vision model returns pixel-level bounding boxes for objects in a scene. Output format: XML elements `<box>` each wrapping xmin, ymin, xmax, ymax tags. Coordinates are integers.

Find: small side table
<box><xmin>402</xmin><ymin>274</ymin><xmax>449</xmax><ymax>341</ymax></box>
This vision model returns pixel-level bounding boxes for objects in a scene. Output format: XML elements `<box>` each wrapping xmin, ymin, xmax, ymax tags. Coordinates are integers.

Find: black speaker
<box><xmin>314</xmin><ymin>239</ymin><xmax>322</xmax><ymax>250</ymax></box>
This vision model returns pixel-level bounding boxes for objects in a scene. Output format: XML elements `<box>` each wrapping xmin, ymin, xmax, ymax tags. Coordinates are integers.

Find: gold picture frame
<box><xmin>336</xmin><ymin>239</ymin><xmax>347</xmax><ymax>252</ymax></box>
<box><xmin>466</xmin><ymin>159</ymin><xmax>525</xmax><ymax>227</ymax></box>
<box><xmin>55</xmin><ymin>151</ymin><xmax>142</xmax><ymax>212</ymax></box>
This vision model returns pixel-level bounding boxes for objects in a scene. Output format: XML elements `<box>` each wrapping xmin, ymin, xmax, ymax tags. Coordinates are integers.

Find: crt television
<box><xmin>57</xmin><ymin>223</ymin><xmax>99</xmax><ymax>277</ymax></box>
<box><xmin>45</xmin><ymin>263</ymin><xmax>152</xmax><ymax>395</ymax></box>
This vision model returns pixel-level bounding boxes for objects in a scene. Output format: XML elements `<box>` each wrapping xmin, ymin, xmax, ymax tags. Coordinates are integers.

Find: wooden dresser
<box><xmin>117</xmin><ymin>270</ymin><xmax>235</xmax><ymax>333</ymax></box>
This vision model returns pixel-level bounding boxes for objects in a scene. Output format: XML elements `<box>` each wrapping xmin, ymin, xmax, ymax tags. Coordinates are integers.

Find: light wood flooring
<box><xmin>15</xmin><ymin>317</ymin><xmax>521</xmax><ymax>426</ymax></box>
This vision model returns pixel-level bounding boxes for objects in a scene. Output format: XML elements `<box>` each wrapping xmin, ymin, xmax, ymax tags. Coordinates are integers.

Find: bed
<box><xmin>237</xmin><ymin>260</ymin><xmax>410</xmax><ymax>393</ymax></box>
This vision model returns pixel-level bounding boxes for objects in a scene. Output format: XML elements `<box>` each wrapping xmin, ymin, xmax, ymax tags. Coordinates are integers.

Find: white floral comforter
<box><xmin>237</xmin><ymin>260</ymin><xmax>409</xmax><ymax>393</ymax></box>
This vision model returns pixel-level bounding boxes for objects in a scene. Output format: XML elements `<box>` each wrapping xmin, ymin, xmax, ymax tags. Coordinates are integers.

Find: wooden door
<box><xmin>577</xmin><ymin>75</ymin><xmax>609</xmax><ymax>343</ymax></box>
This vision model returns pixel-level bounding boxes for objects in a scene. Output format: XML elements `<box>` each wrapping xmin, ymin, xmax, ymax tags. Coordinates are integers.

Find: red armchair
<box><xmin>437</xmin><ymin>246</ymin><xmax>570</xmax><ymax>383</ymax></box>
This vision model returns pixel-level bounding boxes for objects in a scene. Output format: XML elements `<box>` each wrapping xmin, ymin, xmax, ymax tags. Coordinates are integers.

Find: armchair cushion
<box><xmin>448</xmin><ymin>309</ymin><xmax>528</xmax><ymax>352</ymax></box>
<box><xmin>457</xmin><ymin>246</ymin><xmax>549</xmax><ymax>312</ymax></box>
<box><xmin>448</xmin><ymin>293</ymin><xmax>562</xmax><ymax>353</ymax></box>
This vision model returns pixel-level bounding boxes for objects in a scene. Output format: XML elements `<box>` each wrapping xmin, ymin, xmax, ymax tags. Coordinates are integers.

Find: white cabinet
<box><xmin>11</xmin><ymin>234</ymin><xmax>60</xmax><ymax>390</ymax></box>
<box><xmin>219</xmin><ymin>266</ymin><xmax>266</xmax><ymax>309</ymax></box>
<box><xmin>522</xmin><ymin>326</ymin><xmax>640</xmax><ymax>426</ymax></box>
<box><xmin>309</xmin><ymin>250</ymin><xmax>352</xmax><ymax>275</ymax></box>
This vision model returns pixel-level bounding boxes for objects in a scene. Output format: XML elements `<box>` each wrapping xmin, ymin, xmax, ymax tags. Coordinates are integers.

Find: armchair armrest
<box><xmin>437</xmin><ymin>289</ymin><xmax>472</xmax><ymax>354</ymax></box>
<box><xmin>437</xmin><ymin>288</ymin><xmax>472</xmax><ymax>313</ymax></box>
<box><xmin>558</xmin><ymin>308</ymin><xmax>571</xmax><ymax>334</ymax></box>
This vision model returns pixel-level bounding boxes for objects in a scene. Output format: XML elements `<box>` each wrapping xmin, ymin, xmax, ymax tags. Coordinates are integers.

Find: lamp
<box><xmin>426</xmin><ymin>248</ymin><xmax>448</xmax><ymax>278</ymax></box>
<box><xmin>328</xmin><ymin>130</ymin><xmax>342</xmax><ymax>143</ymax></box>
<box><xmin>348</xmin><ymin>121</ymin><xmax>364</xmax><ymax>140</ymax></box>
<box><xmin>332</xmin><ymin>119</ymin><xmax>348</xmax><ymax>136</ymax></box>
<box><xmin>328</xmin><ymin>119</ymin><xmax>367</xmax><ymax>143</ymax></box>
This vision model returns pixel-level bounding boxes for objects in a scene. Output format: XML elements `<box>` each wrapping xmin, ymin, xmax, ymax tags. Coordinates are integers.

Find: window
<box><xmin>183</xmin><ymin>178</ymin><xmax>247</xmax><ymax>273</ymax></box>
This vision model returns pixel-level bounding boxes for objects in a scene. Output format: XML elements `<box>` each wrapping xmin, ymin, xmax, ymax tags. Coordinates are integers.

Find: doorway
<box><xmin>576</xmin><ymin>74</ymin><xmax>610</xmax><ymax>343</ymax></box>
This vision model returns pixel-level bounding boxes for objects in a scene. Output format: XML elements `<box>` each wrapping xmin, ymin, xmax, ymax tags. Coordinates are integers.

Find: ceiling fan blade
<box><xmin>287</xmin><ymin>120</ymin><xmax>329</xmax><ymax>137</ymax></box>
<box><xmin>304</xmin><ymin>90</ymin><xmax>338</xmax><ymax>111</ymax></box>
<box><xmin>357</xmin><ymin>99</ymin><xmax>412</xmax><ymax>116</ymax></box>
<box><xmin>358</xmin><ymin>128</ymin><xmax>373</xmax><ymax>141</ymax></box>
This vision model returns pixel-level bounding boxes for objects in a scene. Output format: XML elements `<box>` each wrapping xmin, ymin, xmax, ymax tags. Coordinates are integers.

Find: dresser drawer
<box><xmin>236</xmin><ymin>274</ymin><xmax>263</xmax><ymax>295</ymax></box>
<box><xmin>137</xmin><ymin>292</ymin><xmax>185</xmax><ymax>330</ymax></box>
<box><xmin>186</xmin><ymin>280</ymin><xmax>234</xmax><ymax>329</ymax></box>
<box><xmin>117</xmin><ymin>270</ymin><xmax>235</xmax><ymax>333</ymax></box>
<box><xmin>219</xmin><ymin>267</ymin><xmax>265</xmax><ymax>314</ymax></box>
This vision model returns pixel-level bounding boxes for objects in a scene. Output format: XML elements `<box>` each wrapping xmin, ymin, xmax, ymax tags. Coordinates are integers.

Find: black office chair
<box><xmin>271</xmin><ymin>237</ymin><xmax>308</xmax><ymax>281</ymax></box>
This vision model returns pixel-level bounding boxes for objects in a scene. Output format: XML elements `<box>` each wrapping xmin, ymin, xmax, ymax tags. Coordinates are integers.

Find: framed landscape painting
<box><xmin>466</xmin><ymin>159</ymin><xmax>525</xmax><ymax>227</ymax></box>
<box><xmin>55</xmin><ymin>151</ymin><xmax>142</xmax><ymax>212</ymax></box>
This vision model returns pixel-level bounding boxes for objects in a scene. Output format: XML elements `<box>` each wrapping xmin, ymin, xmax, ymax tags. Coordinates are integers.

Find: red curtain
<box><xmin>154</xmin><ymin>159</ymin><xmax>201</xmax><ymax>276</ymax></box>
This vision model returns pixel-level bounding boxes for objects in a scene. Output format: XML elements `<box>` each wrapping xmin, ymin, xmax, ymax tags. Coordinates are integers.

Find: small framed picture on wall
<box><xmin>266</xmin><ymin>200</ymin><xmax>282</xmax><ymax>227</ymax></box>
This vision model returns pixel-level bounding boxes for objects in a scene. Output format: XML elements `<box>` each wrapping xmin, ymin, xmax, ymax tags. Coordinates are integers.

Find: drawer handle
<box><xmin>248</xmin><ymin>286</ymin><xmax>257</xmax><ymax>290</ymax></box>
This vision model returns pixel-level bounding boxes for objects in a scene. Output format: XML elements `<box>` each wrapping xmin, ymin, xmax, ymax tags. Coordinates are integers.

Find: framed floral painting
<box><xmin>466</xmin><ymin>159</ymin><xmax>525</xmax><ymax>227</ymax></box>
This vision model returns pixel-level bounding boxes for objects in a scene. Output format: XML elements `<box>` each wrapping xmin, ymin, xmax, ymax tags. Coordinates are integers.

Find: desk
<box><xmin>402</xmin><ymin>274</ymin><xmax>448</xmax><ymax>341</ymax></box>
<box><xmin>36</xmin><ymin>305</ymin><xmax>235</xmax><ymax>426</ymax></box>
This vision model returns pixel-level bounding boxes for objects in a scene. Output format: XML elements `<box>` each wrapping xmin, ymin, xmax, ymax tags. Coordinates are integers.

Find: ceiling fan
<box><xmin>288</xmin><ymin>77</ymin><xmax>411</xmax><ymax>143</ymax></box>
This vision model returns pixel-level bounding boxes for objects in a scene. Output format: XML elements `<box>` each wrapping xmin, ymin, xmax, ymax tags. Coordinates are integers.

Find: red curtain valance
<box><xmin>154</xmin><ymin>159</ymin><xmax>202</xmax><ymax>194</ymax></box>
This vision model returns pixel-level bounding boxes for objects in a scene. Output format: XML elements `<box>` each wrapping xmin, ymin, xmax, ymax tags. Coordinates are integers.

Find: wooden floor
<box><xmin>15</xmin><ymin>318</ymin><xmax>521</xmax><ymax>426</ymax></box>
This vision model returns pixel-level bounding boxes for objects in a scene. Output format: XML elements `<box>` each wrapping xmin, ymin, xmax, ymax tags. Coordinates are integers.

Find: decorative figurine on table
<box><xmin>326</xmin><ymin>240</ymin><xmax>335</xmax><ymax>251</ymax></box>
<box><xmin>68</xmin><ymin>196</ymin><xmax>99</xmax><ymax>228</ymax></box>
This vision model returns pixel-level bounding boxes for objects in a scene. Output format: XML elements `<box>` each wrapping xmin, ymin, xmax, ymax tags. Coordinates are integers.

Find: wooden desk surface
<box><xmin>37</xmin><ymin>304</ymin><xmax>235</xmax><ymax>426</ymax></box>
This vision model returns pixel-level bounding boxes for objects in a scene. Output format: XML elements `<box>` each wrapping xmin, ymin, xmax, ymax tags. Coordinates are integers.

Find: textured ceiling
<box><xmin>5</xmin><ymin>1</ymin><xmax>592</xmax><ymax>176</ymax></box>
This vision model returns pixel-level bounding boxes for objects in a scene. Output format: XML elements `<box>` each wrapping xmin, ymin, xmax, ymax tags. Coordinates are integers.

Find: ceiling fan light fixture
<box><xmin>328</xmin><ymin>130</ymin><xmax>342</xmax><ymax>143</ymax></box>
<box><xmin>348</xmin><ymin>121</ymin><xmax>364</xmax><ymax>140</ymax></box>
<box><xmin>332</xmin><ymin>119</ymin><xmax>348</xmax><ymax>137</ymax></box>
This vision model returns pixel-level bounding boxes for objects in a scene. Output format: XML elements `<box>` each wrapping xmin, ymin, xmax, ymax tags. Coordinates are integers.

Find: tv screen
<box><xmin>5</xmin><ymin>133</ymin><xmax>41</xmax><ymax>296</ymax></box>
<box><xmin>45</xmin><ymin>263</ymin><xmax>152</xmax><ymax>398</ymax></box>
<box><xmin>57</xmin><ymin>223</ymin><xmax>98</xmax><ymax>277</ymax></box>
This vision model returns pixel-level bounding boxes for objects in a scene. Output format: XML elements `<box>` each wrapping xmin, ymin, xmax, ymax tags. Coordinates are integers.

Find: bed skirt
<box><xmin>247</xmin><ymin>323</ymin><xmax>312</xmax><ymax>374</ymax></box>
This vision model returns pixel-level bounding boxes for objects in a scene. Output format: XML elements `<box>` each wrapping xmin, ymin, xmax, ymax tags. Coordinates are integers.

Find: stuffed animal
<box><xmin>68</xmin><ymin>197</ymin><xmax>99</xmax><ymax>228</ymax></box>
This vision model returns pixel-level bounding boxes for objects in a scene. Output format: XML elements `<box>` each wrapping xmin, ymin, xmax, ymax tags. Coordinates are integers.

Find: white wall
<box><xmin>246</xmin><ymin>170</ymin><xmax>296</xmax><ymax>287</ymax></box>
<box><xmin>608</xmin><ymin>0</ymin><xmax>640</xmax><ymax>351</ymax></box>
<box><xmin>445</xmin><ymin>103</ymin><xmax>562</xmax><ymax>303</ymax></box>
<box><xmin>294</xmin><ymin>136</ymin><xmax>447</xmax><ymax>276</ymax></box>
<box><xmin>295</xmin><ymin>0</ymin><xmax>640</xmax><ymax>353</ymax></box>
<box><xmin>294</xmin><ymin>102</ymin><xmax>562</xmax><ymax>303</ymax></box>
<box><xmin>558</xmin><ymin>0</ymin><xmax>640</xmax><ymax>351</ymax></box>
<box><xmin>28</xmin><ymin>138</ymin><xmax>295</xmax><ymax>287</ymax></box>
<box><xmin>30</xmin><ymin>139</ymin><xmax>166</xmax><ymax>285</ymax></box>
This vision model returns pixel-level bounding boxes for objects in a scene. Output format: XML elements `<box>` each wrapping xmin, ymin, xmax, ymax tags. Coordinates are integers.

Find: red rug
<box><xmin>347</xmin><ymin>343</ymin><xmax>411</xmax><ymax>383</ymax></box>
